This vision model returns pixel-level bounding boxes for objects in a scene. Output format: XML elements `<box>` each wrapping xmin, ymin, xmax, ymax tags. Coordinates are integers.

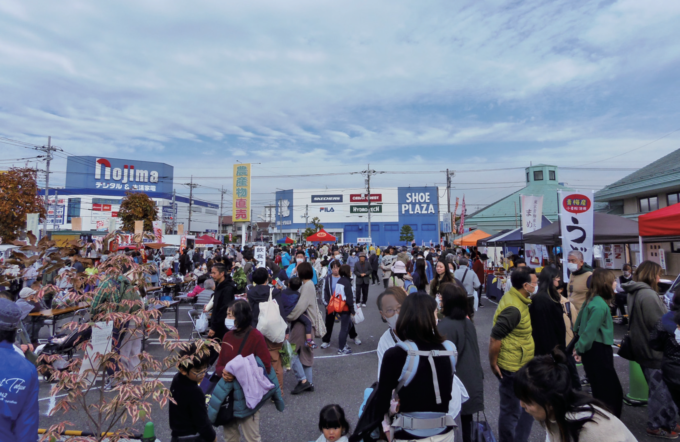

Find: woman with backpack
<box><xmin>372</xmin><ymin>293</ymin><xmax>457</xmax><ymax>441</ymax></box>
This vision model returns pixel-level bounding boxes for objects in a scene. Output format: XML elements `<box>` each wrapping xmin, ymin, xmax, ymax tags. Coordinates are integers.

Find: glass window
<box><xmin>408</xmin><ymin>224</ymin><xmax>418</xmax><ymax>231</ymax></box>
<box><xmin>668</xmin><ymin>193</ymin><xmax>679</xmax><ymax>206</ymax></box>
<box><xmin>67</xmin><ymin>198</ymin><xmax>81</xmax><ymax>223</ymax></box>
<box><xmin>639</xmin><ymin>196</ymin><xmax>658</xmax><ymax>213</ymax></box>
<box><xmin>92</xmin><ymin>198</ymin><xmax>121</xmax><ymax>205</ymax></box>
<box><xmin>344</xmin><ymin>225</ymin><xmax>359</xmax><ymax>232</ymax></box>
<box><xmin>421</xmin><ymin>224</ymin><xmax>436</xmax><ymax>231</ymax></box>
<box><xmin>369</xmin><ymin>225</ymin><xmax>380</xmax><ymax>231</ymax></box>
<box><xmin>533</xmin><ymin>171</ymin><xmax>544</xmax><ymax>181</ymax></box>
<box><xmin>549</xmin><ymin>170</ymin><xmax>556</xmax><ymax>180</ymax></box>
<box><xmin>526</xmin><ymin>172</ymin><xmax>529</xmax><ymax>182</ymax></box>
<box><xmin>191</xmin><ymin>206</ymin><xmax>202</xmax><ymax>213</ymax></box>
<box><xmin>385</xmin><ymin>224</ymin><xmax>399</xmax><ymax>231</ymax></box>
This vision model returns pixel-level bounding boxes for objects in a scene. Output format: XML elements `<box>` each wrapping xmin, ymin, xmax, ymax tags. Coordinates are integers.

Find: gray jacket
<box><xmin>623</xmin><ymin>281</ymin><xmax>668</xmax><ymax>369</ymax></box>
<box><xmin>354</xmin><ymin>260</ymin><xmax>371</xmax><ymax>285</ymax></box>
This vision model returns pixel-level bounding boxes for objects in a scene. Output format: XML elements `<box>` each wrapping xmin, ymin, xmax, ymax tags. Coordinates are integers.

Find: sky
<box><xmin>1</xmin><ymin>0</ymin><xmax>679</xmax><ymax>217</ymax></box>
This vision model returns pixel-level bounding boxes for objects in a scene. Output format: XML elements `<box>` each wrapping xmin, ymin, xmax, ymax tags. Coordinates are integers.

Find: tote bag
<box><xmin>256</xmin><ymin>288</ymin><xmax>287</xmax><ymax>343</ymax></box>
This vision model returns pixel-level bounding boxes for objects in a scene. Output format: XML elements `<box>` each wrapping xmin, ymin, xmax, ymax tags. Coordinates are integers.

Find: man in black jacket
<box><xmin>207</xmin><ymin>262</ymin><xmax>235</xmax><ymax>345</ymax></box>
<box><xmin>354</xmin><ymin>252</ymin><xmax>371</xmax><ymax>306</ymax></box>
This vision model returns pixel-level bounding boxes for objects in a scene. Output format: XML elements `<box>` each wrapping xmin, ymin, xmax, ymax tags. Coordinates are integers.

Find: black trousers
<box><xmin>371</xmin><ymin>270</ymin><xmax>379</xmax><ymax>284</ymax></box>
<box><xmin>581</xmin><ymin>341</ymin><xmax>623</xmax><ymax>417</ymax></box>
<box><xmin>668</xmin><ymin>381</ymin><xmax>680</xmax><ymax>414</ymax></box>
<box><xmin>357</xmin><ymin>283</ymin><xmax>369</xmax><ymax>304</ymax></box>
<box><xmin>461</xmin><ymin>414</ymin><xmax>473</xmax><ymax>442</ymax></box>
<box><xmin>322</xmin><ymin>311</ymin><xmax>357</xmax><ymax>344</ymax></box>
<box><xmin>383</xmin><ymin>277</ymin><xmax>389</xmax><ymax>288</ymax></box>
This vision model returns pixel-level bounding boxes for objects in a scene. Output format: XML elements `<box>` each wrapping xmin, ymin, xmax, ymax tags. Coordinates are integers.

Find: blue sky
<box><xmin>1</xmin><ymin>0</ymin><xmax>679</xmax><ymax>213</ymax></box>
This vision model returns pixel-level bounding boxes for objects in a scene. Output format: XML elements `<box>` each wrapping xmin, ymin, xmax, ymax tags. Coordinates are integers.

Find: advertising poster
<box><xmin>558</xmin><ymin>190</ymin><xmax>595</xmax><ymax>282</ymax></box>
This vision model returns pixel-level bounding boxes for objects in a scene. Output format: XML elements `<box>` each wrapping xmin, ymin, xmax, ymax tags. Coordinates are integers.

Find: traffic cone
<box><xmin>624</xmin><ymin>360</ymin><xmax>649</xmax><ymax>406</ymax></box>
<box><xmin>141</xmin><ymin>421</ymin><xmax>156</xmax><ymax>442</ymax></box>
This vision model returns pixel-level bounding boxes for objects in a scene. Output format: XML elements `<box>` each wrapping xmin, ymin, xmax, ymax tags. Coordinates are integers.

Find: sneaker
<box><xmin>320</xmin><ymin>342</ymin><xmax>330</xmax><ymax>349</ymax></box>
<box><xmin>305</xmin><ymin>339</ymin><xmax>317</xmax><ymax>349</ymax></box>
<box><xmin>337</xmin><ymin>348</ymin><xmax>352</xmax><ymax>355</ymax></box>
<box><xmin>580</xmin><ymin>377</ymin><xmax>590</xmax><ymax>387</ymax></box>
<box><xmin>308</xmin><ymin>384</ymin><xmax>315</xmax><ymax>392</ymax></box>
<box><xmin>291</xmin><ymin>381</ymin><xmax>313</xmax><ymax>395</ymax></box>
<box><xmin>362</xmin><ymin>303</ymin><xmax>367</xmax><ymax>308</ymax></box>
<box><xmin>353</xmin><ymin>337</ymin><xmax>362</xmax><ymax>345</ymax></box>
<box><xmin>647</xmin><ymin>428</ymin><xmax>679</xmax><ymax>439</ymax></box>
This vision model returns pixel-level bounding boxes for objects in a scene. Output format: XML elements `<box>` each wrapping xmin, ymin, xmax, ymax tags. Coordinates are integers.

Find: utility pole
<box><xmin>37</xmin><ymin>136</ymin><xmax>59</xmax><ymax>238</ymax></box>
<box><xmin>302</xmin><ymin>204</ymin><xmax>309</xmax><ymax>242</ymax></box>
<box><xmin>51</xmin><ymin>190</ymin><xmax>59</xmax><ymax>231</ymax></box>
<box><xmin>171</xmin><ymin>189</ymin><xmax>176</xmax><ymax>234</ymax></box>
<box><xmin>446</xmin><ymin>170</ymin><xmax>455</xmax><ymax>243</ymax></box>
<box><xmin>358</xmin><ymin>164</ymin><xmax>380</xmax><ymax>246</ymax></box>
<box><xmin>185</xmin><ymin>176</ymin><xmax>198</xmax><ymax>233</ymax></box>
<box><xmin>219</xmin><ymin>185</ymin><xmax>227</xmax><ymax>238</ymax></box>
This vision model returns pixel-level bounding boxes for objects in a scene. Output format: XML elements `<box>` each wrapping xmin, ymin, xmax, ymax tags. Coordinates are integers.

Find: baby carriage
<box><xmin>36</xmin><ymin>309</ymin><xmax>92</xmax><ymax>381</ymax></box>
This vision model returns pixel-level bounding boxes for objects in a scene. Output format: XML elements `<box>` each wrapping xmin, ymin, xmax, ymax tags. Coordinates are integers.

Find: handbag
<box><xmin>195</xmin><ymin>312</ymin><xmax>208</xmax><ymax>333</ymax></box>
<box><xmin>617</xmin><ymin>295</ymin><xmax>636</xmax><ymax>360</ymax></box>
<box><xmin>471</xmin><ymin>411</ymin><xmax>498</xmax><ymax>442</ymax></box>
<box><xmin>214</xmin><ymin>328</ymin><xmax>251</xmax><ymax>426</ymax></box>
<box><xmin>327</xmin><ymin>291</ymin><xmax>347</xmax><ymax>314</ymax></box>
<box><xmin>353</xmin><ymin>307</ymin><xmax>365</xmax><ymax>324</ymax></box>
<box><xmin>256</xmin><ymin>288</ymin><xmax>287</xmax><ymax>343</ymax></box>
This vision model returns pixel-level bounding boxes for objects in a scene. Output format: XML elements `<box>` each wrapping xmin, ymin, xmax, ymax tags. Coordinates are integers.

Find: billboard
<box><xmin>65</xmin><ymin>156</ymin><xmax>174</xmax><ymax>194</ymax></box>
<box><xmin>311</xmin><ymin>194</ymin><xmax>343</xmax><ymax>203</ymax></box>
<box><xmin>233</xmin><ymin>163</ymin><xmax>251</xmax><ymax>222</ymax></box>
<box><xmin>350</xmin><ymin>194</ymin><xmax>382</xmax><ymax>203</ymax></box>
<box><xmin>350</xmin><ymin>205</ymin><xmax>383</xmax><ymax>214</ymax></box>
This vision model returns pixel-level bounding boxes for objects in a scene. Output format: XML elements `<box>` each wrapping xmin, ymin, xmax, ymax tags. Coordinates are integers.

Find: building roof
<box><xmin>595</xmin><ymin>148</ymin><xmax>680</xmax><ymax>201</ymax></box>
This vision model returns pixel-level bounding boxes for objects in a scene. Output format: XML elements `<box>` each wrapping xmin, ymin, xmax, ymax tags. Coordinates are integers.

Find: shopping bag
<box><xmin>471</xmin><ymin>412</ymin><xmax>498</xmax><ymax>442</ymax></box>
<box><xmin>257</xmin><ymin>288</ymin><xmax>287</xmax><ymax>343</ymax></box>
<box><xmin>280</xmin><ymin>340</ymin><xmax>295</xmax><ymax>370</ymax></box>
<box><xmin>195</xmin><ymin>312</ymin><xmax>209</xmax><ymax>333</ymax></box>
<box><xmin>353</xmin><ymin>307</ymin><xmax>365</xmax><ymax>324</ymax></box>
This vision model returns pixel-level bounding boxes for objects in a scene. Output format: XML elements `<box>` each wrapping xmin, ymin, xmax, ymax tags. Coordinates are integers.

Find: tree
<box><xmin>0</xmin><ymin>167</ymin><xmax>45</xmax><ymax>242</ymax></box>
<box><xmin>117</xmin><ymin>191</ymin><xmax>158</xmax><ymax>233</ymax></box>
<box><xmin>400</xmin><ymin>224</ymin><xmax>414</xmax><ymax>243</ymax></box>
<box><xmin>302</xmin><ymin>216</ymin><xmax>324</xmax><ymax>241</ymax></box>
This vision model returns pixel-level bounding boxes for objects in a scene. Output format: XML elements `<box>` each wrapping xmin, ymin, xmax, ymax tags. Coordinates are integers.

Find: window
<box><xmin>408</xmin><ymin>224</ymin><xmax>418</xmax><ymax>231</ymax></box>
<box><xmin>369</xmin><ymin>225</ymin><xmax>380</xmax><ymax>231</ymax></box>
<box><xmin>526</xmin><ymin>172</ymin><xmax>529</xmax><ymax>183</ymax></box>
<box><xmin>421</xmin><ymin>224</ymin><xmax>436</xmax><ymax>231</ymax></box>
<box><xmin>67</xmin><ymin>198</ymin><xmax>81</xmax><ymax>223</ymax></box>
<box><xmin>639</xmin><ymin>196</ymin><xmax>658</xmax><ymax>213</ymax></box>
<box><xmin>668</xmin><ymin>193</ymin><xmax>680</xmax><ymax>206</ymax></box>
<box><xmin>533</xmin><ymin>170</ymin><xmax>544</xmax><ymax>181</ymax></box>
<box><xmin>345</xmin><ymin>225</ymin><xmax>359</xmax><ymax>232</ymax></box>
<box><xmin>385</xmin><ymin>224</ymin><xmax>399</xmax><ymax>231</ymax></box>
<box><xmin>205</xmin><ymin>209</ymin><xmax>217</xmax><ymax>215</ymax></box>
<box><xmin>549</xmin><ymin>170</ymin><xmax>556</xmax><ymax>181</ymax></box>
<box><xmin>191</xmin><ymin>206</ymin><xmax>202</xmax><ymax>213</ymax></box>
<box><xmin>92</xmin><ymin>198</ymin><xmax>121</xmax><ymax>205</ymax></box>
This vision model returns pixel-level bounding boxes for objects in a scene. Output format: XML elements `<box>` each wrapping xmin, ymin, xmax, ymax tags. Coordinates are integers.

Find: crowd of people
<box><xmin>1</xmin><ymin>239</ymin><xmax>680</xmax><ymax>442</ymax></box>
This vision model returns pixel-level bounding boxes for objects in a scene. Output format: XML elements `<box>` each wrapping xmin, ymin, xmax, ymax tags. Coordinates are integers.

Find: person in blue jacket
<box><xmin>0</xmin><ymin>297</ymin><xmax>39</xmax><ymax>441</ymax></box>
<box><xmin>281</xmin><ymin>247</ymin><xmax>292</xmax><ymax>268</ymax></box>
<box><xmin>287</xmin><ymin>250</ymin><xmax>318</xmax><ymax>285</ymax></box>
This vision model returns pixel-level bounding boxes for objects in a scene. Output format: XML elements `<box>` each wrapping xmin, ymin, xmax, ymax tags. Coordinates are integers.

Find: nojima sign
<box><xmin>65</xmin><ymin>156</ymin><xmax>174</xmax><ymax>194</ymax></box>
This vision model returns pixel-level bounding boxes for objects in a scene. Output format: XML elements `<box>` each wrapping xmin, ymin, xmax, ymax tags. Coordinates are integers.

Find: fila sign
<box><xmin>65</xmin><ymin>156</ymin><xmax>174</xmax><ymax>194</ymax></box>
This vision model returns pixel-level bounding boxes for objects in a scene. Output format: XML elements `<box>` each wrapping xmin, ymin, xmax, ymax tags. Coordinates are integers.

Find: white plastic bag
<box><xmin>257</xmin><ymin>288</ymin><xmax>287</xmax><ymax>343</ymax></box>
<box><xmin>353</xmin><ymin>307</ymin><xmax>365</xmax><ymax>324</ymax></box>
<box><xmin>196</xmin><ymin>312</ymin><xmax>208</xmax><ymax>333</ymax></box>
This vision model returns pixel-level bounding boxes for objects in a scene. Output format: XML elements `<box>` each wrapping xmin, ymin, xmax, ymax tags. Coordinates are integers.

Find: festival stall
<box><xmin>306</xmin><ymin>229</ymin><xmax>337</xmax><ymax>243</ymax></box>
<box><xmin>453</xmin><ymin>229</ymin><xmax>491</xmax><ymax>247</ymax></box>
<box><xmin>277</xmin><ymin>237</ymin><xmax>295</xmax><ymax>244</ymax></box>
<box><xmin>195</xmin><ymin>235</ymin><xmax>222</xmax><ymax>246</ymax></box>
<box><xmin>523</xmin><ymin>212</ymin><xmax>640</xmax><ymax>245</ymax></box>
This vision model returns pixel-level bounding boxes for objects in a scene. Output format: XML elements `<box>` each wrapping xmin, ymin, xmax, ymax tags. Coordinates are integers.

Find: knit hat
<box><xmin>19</xmin><ymin>287</ymin><xmax>36</xmax><ymax>299</ymax></box>
<box><xmin>0</xmin><ymin>298</ymin><xmax>21</xmax><ymax>331</ymax></box>
<box><xmin>392</xmin><ymin>261</ymin><xmax>407</xmax><ymax>274</ymax></box>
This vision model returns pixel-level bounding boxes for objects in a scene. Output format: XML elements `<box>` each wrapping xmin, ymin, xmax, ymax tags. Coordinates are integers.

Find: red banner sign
<box><xmin>350</xmin><ymin>194</ymin><xmax>382</xmax><ymax>203</ymax></box>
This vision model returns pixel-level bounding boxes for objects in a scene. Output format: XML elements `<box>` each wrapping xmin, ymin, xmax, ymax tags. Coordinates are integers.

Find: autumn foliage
<box><xmin>117</xmin><ymin>191</ymin><xmax>158</xmax><ymax>233</ymax></box>
<box><xmin>0</xmin><ymin>167</ymin><xmax>46</xmax><ymax>242</ymax></box>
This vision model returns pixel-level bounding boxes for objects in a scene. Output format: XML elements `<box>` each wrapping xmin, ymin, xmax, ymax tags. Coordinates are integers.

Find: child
<box><xmin>316</xmin><ymin>404</ymin><xmax>351</xmax><ymax>442</ymax></box>
<box><xmin>169</xmin><ymin>343</ymin><xmax>216</xmax><ymax>442</ymax></box>
<box><xmin>279</xmin><ymin>277</ymin><xmax>316</xmax><ymax>349</ymax></box>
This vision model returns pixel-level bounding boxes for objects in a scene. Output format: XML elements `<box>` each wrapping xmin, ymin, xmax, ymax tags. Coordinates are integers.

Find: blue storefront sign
<box><xmin>398</xmin><ymin>187</ymin><xmax>439</xmax><ymax>245</ymax></box>
<box><xmin>276</xmin><ymin>189</ymin><xmax>294</xmax><ymax>227</ymax></box>
<box><xmin>65</xmin><ymin>156</ymin><xmax>174</xmax><ymax>194</ymax></box>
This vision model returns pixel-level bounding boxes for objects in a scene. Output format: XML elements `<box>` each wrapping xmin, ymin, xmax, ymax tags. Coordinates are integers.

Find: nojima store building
<box><xmin>39</xmin><ymin>156</ymin><xmax>218</xmax><ymax>234</ymax></box>
<box><xmin>274</xmin><ymin>187</ymin><xmax>446</xmax><ymax>245</ymax></box>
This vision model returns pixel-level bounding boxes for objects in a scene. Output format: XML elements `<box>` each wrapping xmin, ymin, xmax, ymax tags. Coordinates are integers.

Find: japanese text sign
<box><xmin>521</xmin><ymin>195</ymin><xmax>543</xmax><ymax>234</ymax></box>
<box><xmin>559</xmin><ymin>191</ymin><xmax>594</xmax><ymax>282</ymax></box>
<box><xmin>233</xmin><ymin>163</ymin><xmax>251</xmax><ymax>222</ymax></box>
<box><xmin>254</xmin><ymin>246</ymin><xmax>266</xmax><ymax>268</ymax></box>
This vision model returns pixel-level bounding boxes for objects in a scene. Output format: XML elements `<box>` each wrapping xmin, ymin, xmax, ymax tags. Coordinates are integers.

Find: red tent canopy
<box><xmin>306</xmin><ymin>229</ymin><xmax>336</xmax><ymax>242</ymax></box>
<box><xmin>639</xmin><ymin>203</ymin><xmax>680</xmax><ymax>237</ymax></box>
<box><xmin>196</xmin><ymin>235</ymin><xmax>222</xmax><ymax>245</ymax></box>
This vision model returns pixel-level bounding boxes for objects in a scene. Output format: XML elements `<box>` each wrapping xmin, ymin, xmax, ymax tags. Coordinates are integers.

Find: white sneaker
<box><xmin>353</xmin><ymin>337</ymin><xmax>362</xmax><ymax>345</ymax></box>
<box><xmin>362</xmin><ymin>303</ymin><xmax>367</xmax><ymax>308</ymax></box>
<box><xmin>320</xmin><ymin>342</ymin><xmax>330</xmax><ymax>349</ymax></box>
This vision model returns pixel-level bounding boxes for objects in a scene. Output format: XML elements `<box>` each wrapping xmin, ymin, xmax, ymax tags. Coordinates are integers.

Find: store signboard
<box><xmin>350</xmin><ymin>205</ymin><xmax>382</xmax><ymax>214</ymax></box>
<box><xmin>350</xmin><ymin>194</ymin><xmax>382</xmax><ymax>203</ymax></box>
<box><xmin>65</xmin><ymin>156</ymin><xmax>173</xmax><ymax>193</ymax></box>
<box><xmin>233</xmin><ymin>163</ymin><xmax>251</xmax><ymax>222</ymax></box>
<box><xmin>311</xmin><ymin>194</ymin><xmax>343</xmax><ymax>203</ymax></box>
<box><xmin>46</xmin><ymin>205</ymin><xmax>65</xmax><ymax>225</ymax></box>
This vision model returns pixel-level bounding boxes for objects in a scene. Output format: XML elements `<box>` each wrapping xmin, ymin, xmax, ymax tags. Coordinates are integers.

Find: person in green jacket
<box><xmin>573</xmin><ymin>268</ymin><xmax>623</xmax><ymax>418</ymax></box>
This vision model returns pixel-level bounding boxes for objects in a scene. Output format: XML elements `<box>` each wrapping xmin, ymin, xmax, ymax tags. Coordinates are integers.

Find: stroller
<box><xmin>36</xmin><ymin>309</ymin><xmax>92</xmax><ymax>381</ymax></box>
<box><xmin>188</xmin><ymin>308</ymin><xmax>211</xmax><ymax>340</ymax></box>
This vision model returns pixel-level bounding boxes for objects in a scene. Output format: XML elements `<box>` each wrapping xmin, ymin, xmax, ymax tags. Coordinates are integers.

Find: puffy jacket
<box><xmin>207</xmin><ymin>356</ymin><xmax>284</xmax><ymax>422</ymax></box>
<box><xmin>492</xmin><ymin>287</ymin><xmax>534</xmax><ymax>372</ymax></box>
<box><xmin>0</xmin><ymin>341</ymin><xmax>39</xmax><ymax>441</ymax></box>
<box><xmin>622</xmin><ymin>281</ymin><xmax>667</xmax><ymax>369</ymax></box>
<box><xmin>650</xmin><ymin>311</ymin><xmax>680</xmax><ymax>389</ymax></box>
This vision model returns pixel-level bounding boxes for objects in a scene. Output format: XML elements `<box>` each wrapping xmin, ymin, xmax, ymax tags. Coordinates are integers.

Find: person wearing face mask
<box><xmin>572</xmin><ymin>268</ymin><xmax>623</xmax><ymax>418</ymax></box>
<box><xmin>287</xmin><ymin>250</ymin><xmax>318</xmax><ymax>285</ymax></box>
<box><xmin>489</xmin><ymin>266</ymin><xmax>537</xmax><ymax>442</ymax></box>
<box><xmin>612</xmin><ymin>264</ymin><xmax>632</xmax><ymax>325</ymax></box>
<box><xmin>375</xmin><ymin>287</ymin><xmax>407</xmax><ymax>378</ymax></box>
<box><xmin>650</xmin><ymin>289</ymin><xmax>680</xmax><ymax>414</ymax></box>
<box><xmin>438</xmin><ymin>282</ymin><xmax>484</xmax><ymax>442</ymax></box>
<box><xmin>565</xmin><ymin>250</ymin><xmax>593</xmax><ymax>315</ymax></box>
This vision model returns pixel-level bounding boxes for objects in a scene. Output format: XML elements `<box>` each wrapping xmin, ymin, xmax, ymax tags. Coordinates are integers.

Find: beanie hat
<box><xmin>0</xmin><ymin>298</ymin><xmax>21</xmax><ymax>330</ymax></box>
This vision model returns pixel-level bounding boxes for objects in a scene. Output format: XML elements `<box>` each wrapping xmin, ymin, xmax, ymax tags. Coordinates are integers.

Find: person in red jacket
<box><xmin>472</xmin><ymin>254</ymin><xmax>485</xmax><ymax>307</ymax></box>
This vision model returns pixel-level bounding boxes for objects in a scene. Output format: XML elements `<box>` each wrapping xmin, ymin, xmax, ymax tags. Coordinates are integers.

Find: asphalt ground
<box><xmin>36</xmin><ymin>282</ymin><xmax>657</xmax><ymax>441</ymax></box>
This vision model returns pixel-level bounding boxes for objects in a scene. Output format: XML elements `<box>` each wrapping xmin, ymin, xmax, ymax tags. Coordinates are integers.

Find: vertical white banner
<box><xmin>254</xmin><ymin>246</ymin><xmax>266</xmax><ymax>268</ymax></box>
<box><xmin>26</xmin><ymin>213</ymin><xmax>39</xmax><ymax>237</ymax></box>
<box><xmin>152</xmin><ymin>221</ymin><xmax>163</xmax><ymax>242</ymax></box>
<box><xmin>558</xmin><ymin>190</ymin><xmax>595</xmax><ymax>282</ymax></box>
<box><xmin>521</xmin><ymin>195</ymin><xmax>543</xmax><ymax>234</ymax></box>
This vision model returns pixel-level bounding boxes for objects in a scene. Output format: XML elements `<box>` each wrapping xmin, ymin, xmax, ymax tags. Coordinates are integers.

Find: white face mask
<box><xmin>385</xmin><ymin>314</ymin><xmax>399</xmax><ymax>330</ymax></box>
<box><xmin>567</xmin><ymin>263</ymin><xmax>579</xmax><ymax>273</ymax></box>
<box><xmin>225</xmin><ymin>318</ymin><xmax>236</xmax><ymax>330</ymax></box>
<box><xmin>296</xmin><ymin>258</ymin><xmax>304</xmax><ymax>264</ymax></box>
<box><xmin>623</xmin><ymin>271</ymin><xmax>631</xmax><ymax>278</ymax></box>
<box><xmin>526</xmin><ymin>283</ymin><xmax>538</xmax><ymax>295</ymax></box>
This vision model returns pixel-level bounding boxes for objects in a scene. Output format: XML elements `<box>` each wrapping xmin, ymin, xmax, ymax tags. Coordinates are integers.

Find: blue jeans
<box><xmin>498</xmin><ymin>368</ymin><xmax>534</xmax><ymax>442</ymax></box>
<box><xmin>291</xmin><ymin>354</ymin><xmax>313</xmax><ymax>385</ymax></box>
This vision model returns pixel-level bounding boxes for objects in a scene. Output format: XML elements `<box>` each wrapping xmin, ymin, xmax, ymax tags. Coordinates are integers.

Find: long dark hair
<box><xmin>415</xmin><ymin>259</ymin><xmax>428</xmax><ymax>291</ymax></box>
<box><xmin>396</xmin><ymin>293</ymin><xmax>445</xmax><ymax>345</ymax></box>
<box><xmin>440</xmin><ymin>282</ymin><xmax>468</xmax><ymax>320</ymax></box>
<box><xmin>514</xmin><ymin>348</ymin><xmax>609</xmax><ymax>442</ymax></box>
<box><xmin>430</xmin><ymin>261</ymin><xmax>454</xmax><ymax>295</ymax></box>
<box><xmin>538</xmin><ymin>266</ymin><xmax>561</xmax><ymax>303</ymax></box>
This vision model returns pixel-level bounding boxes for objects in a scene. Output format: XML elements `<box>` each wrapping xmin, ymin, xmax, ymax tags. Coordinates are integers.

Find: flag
<box><xmin>458</xmin><ymin>196</ymin><xmax>466</xmax><ymax>235</ymax></box>
<box><xmin>452</xmin><ymin>197</ymin><xmax>460</xmax><ymax>232</ymax></box>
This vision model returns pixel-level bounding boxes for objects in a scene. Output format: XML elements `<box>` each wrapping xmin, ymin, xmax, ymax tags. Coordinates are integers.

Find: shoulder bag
<box><xmin>215</xmin><ymin>329</ymin><xmax>251</xmax><ymax>426</ymax></box>
<box><xmin>617</xmin><ymin>294</ymin><xmax>636</xmax><ymax>361</ymax></box>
